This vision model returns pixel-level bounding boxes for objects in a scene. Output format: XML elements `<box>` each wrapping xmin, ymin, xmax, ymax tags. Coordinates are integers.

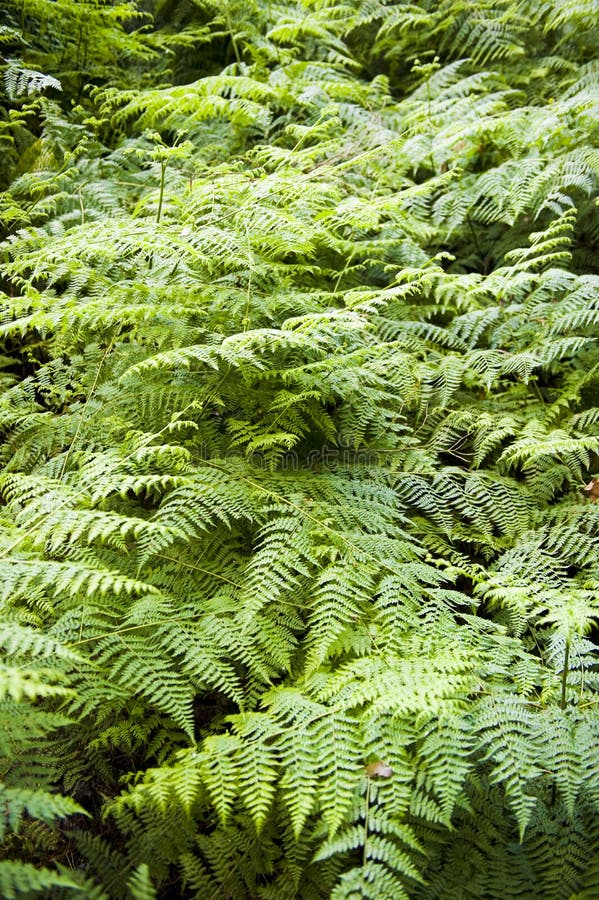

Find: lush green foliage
<box><xmin>1</xmin><ymin>0</ymin><xmax>599</xmax><ymax>896</ymax></box>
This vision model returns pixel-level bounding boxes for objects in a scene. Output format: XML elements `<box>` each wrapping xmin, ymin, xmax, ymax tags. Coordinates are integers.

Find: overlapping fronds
<box><xmin>1</xmin><ymin>0</ymin><xmax>598</xmax><ymax>896</ymax></box>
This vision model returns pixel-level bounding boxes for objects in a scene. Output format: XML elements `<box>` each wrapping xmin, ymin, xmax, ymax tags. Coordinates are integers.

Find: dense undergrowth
<box><xmin>1</xmin><ymin>1</ymin><xmax>599</xmax><ymax>897</ymax></box>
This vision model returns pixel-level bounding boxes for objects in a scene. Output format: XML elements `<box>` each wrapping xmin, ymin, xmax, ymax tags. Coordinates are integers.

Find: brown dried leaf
<box><xmin>583</xmin><ymin>479</ymin><xmax>599</xmax><ymax>501</ymax></box>
<box><xmin>365</xmin><ymin>760</ymin><xmax>393</xmax><ymax>779</ymax></box>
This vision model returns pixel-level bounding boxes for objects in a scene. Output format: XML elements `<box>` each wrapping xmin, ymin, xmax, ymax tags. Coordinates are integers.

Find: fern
<box><xmin>1</xmin><ymin>0</ymin><xmax>599</xmax><ymax>896</ymax></box>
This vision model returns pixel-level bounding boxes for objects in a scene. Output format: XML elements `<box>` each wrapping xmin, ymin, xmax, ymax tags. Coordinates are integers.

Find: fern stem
<box><xmin>466</xmin><ymin>213</ymin><xmax>482</xmax><ymax>260</ymax></box>
<box><xmin>58</xmin><ymin>339</ymin><xmax>115</xmax><ymax>481</ymax></box>
<box><xmin>560</xmin><ymin>636</ymin><xmax>571</xmax><ymax>710</ymax></box>
<box><xmin>156</xmin><ymin>161</ymin><xmax>167</xmax><ymax>224</ymax></box>
<box><xmin>333</xmin><ymin>251</ymin><xmax>354</xmax><ymax>294</ymax></box>
<box><xmin>530</xmin><ymin>379</ymin><xmax>545</xmax><ymax>403</ymax></box>
<box><xmin>363</xmin><ymin>777</ymin><xmax>371</xmax><ymax>870</ymax></box>
<box><xmin>209</xmin><ymin>847</ymin><xmax>252</xmax><ymax>900</ymax></box>
<box><xmin>74</xmin><ymin>23</ymin><xmax>83</xmax><ymax>70</ymax></box>
<box><xmin>224</xmin><ymin>1</ymin><xmax>242</xmax><ymax>64</ymax></box>
<box><xmin>243</xmin><ymin>222</ymin><xmax>253</xmax><ymax>329</ymax></box>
